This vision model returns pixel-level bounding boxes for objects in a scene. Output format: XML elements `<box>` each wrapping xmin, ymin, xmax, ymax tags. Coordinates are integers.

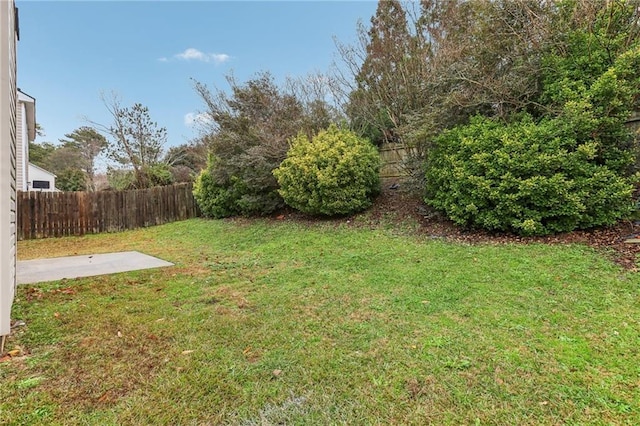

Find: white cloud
<box><xmin>176</xmin><ymin>48</ymin><xmax>206</xmax><ymax>61</ymax></box>
<box><xmin>173</xmin><ymin>48</ymin><xmax>231</xmax><ymax>64</ymax></box>
<box><xmin>157</xmin><ymin>57</ymin><xmax>168</xmax><ymax>62</ymax></box>
<box><xmin>184</xmin><ymin>112</ymin><xmax>212</xmax><ymax>127</ymax></box>
<box><xmin>210</xmin><ymin>53</ymin><xmax>231</xmax><ymax>64</ymax></box>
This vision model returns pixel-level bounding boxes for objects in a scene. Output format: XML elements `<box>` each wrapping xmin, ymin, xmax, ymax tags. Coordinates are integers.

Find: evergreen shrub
<box><xmin>274</xmin><ymin>125</ymin><xmax>380</xmax><ymax>216</ymax></box>
<box><xmin>425</xmin><ymin>115</ymin><xmax>635</xmax><ymax>236</ymax></box>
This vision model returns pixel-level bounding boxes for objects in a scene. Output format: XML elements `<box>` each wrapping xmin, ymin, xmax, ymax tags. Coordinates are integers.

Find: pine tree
<box><xmin>60</xmin><ymin>126</ymin><xmax>107</xmax><ymax>191</ymax></box>
<box><xmin>348</xmin><ymin>0</ymin><xmax>422</xmax><ymax>145</ymax></box>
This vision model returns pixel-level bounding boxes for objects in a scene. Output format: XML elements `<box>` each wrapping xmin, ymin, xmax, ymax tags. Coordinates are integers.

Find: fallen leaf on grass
<box><xmin>117</xmin><ymin>331</ymin><xmax>122</xmax><ymax>338</ymax></box>
<box><xmin>26</xmin><ymin>288</ymin><xmax>44</xmax><ymax>300</ymax></box>
<box><xmin>182</xmin><ymin>350</ymin><xmax>194</xmax><ymax>355</ymax></box>
<box><xmin>11</xmin><ymin>320</ymin><xmax>26</xmax><ymax>328</ymax></box>
<box><xmin>272</xmin><ymin>369</ymin><xmax>282</xmax><ymax>377</ymax></box>
<box><xmin>53</xmin><ymin>312</ymin><xmax>60</xmax><ymax>318</ymax></box>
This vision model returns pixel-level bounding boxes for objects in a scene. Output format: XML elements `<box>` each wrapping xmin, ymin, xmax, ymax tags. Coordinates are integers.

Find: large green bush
<box><xmin>273</xmin><ymin>125</ymin><xmax>380</xmax><ymax>216</ymax></box>
<box><xmin>193</xmin><ymin>165</ymin><xmax>240</xmax><ymax>218</ymax></box>
<box><xmin>425</xmin><ymin>10</ymin><xmax>640</xmax><ymax>236</ymax></box>
<box><xmin>191</xmin><ymin>72</ymin><xmax>339</xmax><ymax>217</ymax></box>
<box><xmin>193</xmin><ymin>155</ymin><xmax>290</xmax><ymax>219</ymax></box>
<box><xmin>425</xmin><ymin>115</ymin><xmax>635</xmax><ymax>236</ymax></box>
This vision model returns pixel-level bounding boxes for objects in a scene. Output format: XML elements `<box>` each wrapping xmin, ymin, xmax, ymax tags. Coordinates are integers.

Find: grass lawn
<box><xmin>1</xmin><ymin>217</ymin><xmax>639</xmax><ymax>425</ymax></box>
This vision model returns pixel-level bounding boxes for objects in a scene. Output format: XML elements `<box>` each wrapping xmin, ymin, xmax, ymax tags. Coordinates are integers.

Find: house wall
<box><xmin>0</xmin><ymin>0</ymin><xmax>18</xmax><ymax>336</ymax></box>
<box><xmin>16</xmin><ymin>91</ymin><xmax>34</xmax><ymax>192</ymax></box>
<box><xmin>28</xmin><ymin>163</ymin><xmax>57</xmax><ymax>191</ymax></box>
<box><xmin>16</xmin><ymin>98</ymin><xmax>26</xmax><ymax>190</ymax></box>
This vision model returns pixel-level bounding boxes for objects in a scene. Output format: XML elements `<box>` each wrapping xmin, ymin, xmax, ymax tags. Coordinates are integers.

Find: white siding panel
<box><xmin>15</xmin><ymin>102</ymin><xmax>24</xmax><ymax>190</ymax></box>
<box><xmin>1</xmin><ymin>0</ymin><xmax>18</xmax><ymax>336</ymax></box>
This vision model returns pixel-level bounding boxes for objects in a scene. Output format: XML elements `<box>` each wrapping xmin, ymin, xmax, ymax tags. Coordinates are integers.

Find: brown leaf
<box><xmin>272</xmin><ymin>369</ymin><xmax>282</xmax><ymax>377</ymax></box>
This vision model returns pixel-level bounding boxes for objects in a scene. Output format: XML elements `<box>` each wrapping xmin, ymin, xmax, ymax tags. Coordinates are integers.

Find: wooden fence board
<box><xmin>379</xmin><ymin>143</ymin><xmax>408</xmax><ymax>180</ymax></box>
<box><xmin>378</xmin><ymin>111</ymin><xmax>640</xmax><ymax>182</ymax></box>
<box><xmin>17</xmin><ymin>183</ymin><xmax>199</xmax><ymax>240</ymax></box>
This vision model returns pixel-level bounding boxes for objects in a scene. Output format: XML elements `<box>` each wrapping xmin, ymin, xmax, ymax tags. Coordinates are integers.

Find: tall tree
<box><xmin>99</xmin><ymin>94</ymin><xmax>168</xmax><ymax>189</ymax></box>
<box><xmin>59</xmin><ymin>126</ymin><xmax>107</xmax><ymax>191</ymax></box>
<box><xmin>340</xmin><ymin>0</ymin><xmax>424</xmax><ymax>145</ymax></box>
<box><xmin>193</xmin><ymin>72</ymin><xmax>306</xmax><ymax>214</ymax></box>
<box><xmin>28</xmin><ymin>141</ymin><xmax>56</xmax><ymax>169</ymax></box>
<box><xmin>164</xmin><ymin>138</ymin><xmax>209</xmax><ymax>182</ymax></box>
<box><xmin>30</xmin><ymin>143</ymin><xmax>86</xmax><ymax>191</ymax></box>
<box><xmin>285</xmin><ymin>71</ymin><xmax>345</xmax><ymax>135</ymax></box>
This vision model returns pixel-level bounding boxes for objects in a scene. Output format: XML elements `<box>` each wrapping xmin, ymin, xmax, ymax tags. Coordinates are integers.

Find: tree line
<box><xmin>31</xmin><ymin>103</ymin><xmax>207</xmax><ymax>192</ymax></box>
<box><xmin>30</xmin><ymin>0</ymin><xmax>640</xmax><ymax>235</ymax></box>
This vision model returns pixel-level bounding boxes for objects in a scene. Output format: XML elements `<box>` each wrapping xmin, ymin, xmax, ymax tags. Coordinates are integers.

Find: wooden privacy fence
<box><xmin>628</xmin><ymin>110</ymin><xmax>640</xmax><ymax>141</ymax></box>
<box><xmin>379</xmin><ymin>112</ymin><xmax>640</xmax><ymax>181</ymax></box>
<box><xmin>17</xmin><ymin>183</ymin><xmax>199</xmax><ymax>240</ymax></box>
<box><xmin>379</xmin><ymin>143</ymin><xmax>408</xmax><ymax>181</ymax></box>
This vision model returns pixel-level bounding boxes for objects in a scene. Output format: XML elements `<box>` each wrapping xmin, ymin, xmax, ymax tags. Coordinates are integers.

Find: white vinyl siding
<box><xmin>15</xmin><ymin>98</ymin><xmax>25</xmax><ymax>190</ymax></box>
<box><xmin>1</xmin><ymin>0</ymin><xmax>18</xmax><ymax>336</ymax></box>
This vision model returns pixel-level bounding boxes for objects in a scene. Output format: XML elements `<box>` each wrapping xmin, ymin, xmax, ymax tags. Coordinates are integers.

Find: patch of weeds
<box><xmin>22</xmin><ymin>405</ymin><xmax>53</xmax><ymax>424</ymax></box>
<box><xmin>443</xmin><ymin>357</ymin><xmax>472</xmax><ymax>371</ymax></box>
<box><xmin>423</xmin><ymin>335</ymin><xmax>451</xmax><ymax>349</ymax></box>
<box><xmin>17</xmin><ymin>376</ymin><xmax>44</xmax><ymax>390</ymax></box>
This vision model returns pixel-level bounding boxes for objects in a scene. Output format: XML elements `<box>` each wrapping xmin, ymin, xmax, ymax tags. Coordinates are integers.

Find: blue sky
<box><xmin>16</xmin><ymin>0</ymin><xmax>377</xmax><ymax>150</ymax></box>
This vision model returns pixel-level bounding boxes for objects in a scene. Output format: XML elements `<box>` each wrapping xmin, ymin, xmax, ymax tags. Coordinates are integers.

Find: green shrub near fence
<box><xmin>274</xmin><ymin>125</ymin><xmax>380</xmax><ymax>216</ymax></box>
<box><xmin>425</xmin><ymin>115</ymin><xmax>635</xmax><ymax>236</ymax></box>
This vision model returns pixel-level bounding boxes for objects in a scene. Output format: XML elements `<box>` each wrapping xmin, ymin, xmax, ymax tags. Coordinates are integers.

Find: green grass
<box><xmin>2</xmin><ymin>218</ymin><xmax>640</xmax><ymax>425</ymax></box>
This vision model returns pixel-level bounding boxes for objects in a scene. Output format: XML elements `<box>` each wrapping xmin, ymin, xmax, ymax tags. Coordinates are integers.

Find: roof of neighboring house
<box><xmin>28</xmin><ymin>162</ymin><xmax>56</xmax><ymax>178</ymax></box>
<box><xmin>17</xmin><ymin>88</ymin><xmax>36</xmax><ymax>142</ymax></box>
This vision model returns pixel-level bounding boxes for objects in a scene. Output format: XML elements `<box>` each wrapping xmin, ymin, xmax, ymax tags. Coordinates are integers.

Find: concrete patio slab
<box><xmin>17</xmin><ymin>251</ymin><xmax>174</xmax><ymax>285</ymax></box>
